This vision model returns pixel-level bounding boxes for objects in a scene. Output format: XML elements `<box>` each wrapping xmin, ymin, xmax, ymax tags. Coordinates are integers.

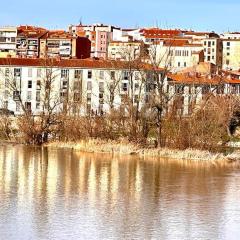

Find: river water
<box><xmin>0</xmin><ymin>145</ymin><xmax>240</xmax><ymax>240</ymax></box>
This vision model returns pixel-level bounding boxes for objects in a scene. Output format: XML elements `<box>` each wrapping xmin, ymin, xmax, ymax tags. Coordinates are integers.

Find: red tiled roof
<box><xmin>140</xmin><ymin>28</ymin><xmax>182</xmax><ymax>38</ymax></box>
<box><xmin>17</xmin><ymin>25</ymin><xmax>47</xmax><ymax>38</ymax></box>
<box><xmin>163</xmin><ymin>39</ymin><xmax>202</xmax><ymax>47</ymax></box>
<box><xmin>0</xmin><ymin>58</ymin><xmax>160</xmax><ymax>71</ymax></box>
<box><xmin>168</xmin><ymin>73</ymin><xmax>240</xmax><ymax>85</ymax></box>
<box><xmin>41</xmin><ymin>30</ymin><xmax>74</xmax><ymax>39</ymax></box>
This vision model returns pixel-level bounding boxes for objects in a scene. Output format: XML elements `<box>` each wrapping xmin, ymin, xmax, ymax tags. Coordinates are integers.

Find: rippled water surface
<box><xmin>0</xmin><ymin>145</ymin><xmax>240</xmax><ymax>240</ymax></box>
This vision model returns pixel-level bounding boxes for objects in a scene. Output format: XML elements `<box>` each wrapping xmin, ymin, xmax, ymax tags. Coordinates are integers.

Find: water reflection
<box><xmin>0</xmin><ymin>145</ymin><xmax>240</xmax><ymax>240</ymax></box>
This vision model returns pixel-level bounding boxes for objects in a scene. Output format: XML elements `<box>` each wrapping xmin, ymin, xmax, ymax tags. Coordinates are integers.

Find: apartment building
<box><xmin>222</xmin><ymin>39</ymin><xmax>240</xmax><ymax>70</ymax></box>
<box><xmin>0</xmin><ymin>58</ymin><xmax>239</xmax><ymax>119</ymax></box>
<box><xmin>16</xmin><ymin>26</ymin><xmax>47</xmax><ymax>58</ymax></box>
<box><xmin>202</xmin><ymin>38</ymin><xmax>222</xmax><ymax>68</ymax></box>
<box><xmin>69</xmin><ymin>23</ymin><xmax>120</xmax><ymax>59</ymax></box>
<box><xmin>221</xmin><ymin>32</ymin><xmax>240</xmax><ymax>40</ymax></box>
<box><xmin>167</xmin><ymin>71</ymin><xmax>240</xmax><ymax>115</ymax></box>
<box><xmin>183</xmin><ymin>31</ymin><xmax>222</xmax><ymax>68</ymax></box>
<box><xmin>39</xmin><ymin>31</ymin><xmax>91</xmax><ymax>59</ymax></box>
<box><xmin>0</xmin><ymin>58</ymin><xmax>156</xmax><ymax>115</ymax></box>
<box><xmin>139</xmin><ymin>28</ymin><xmax>183</xmax><ymax>43</ymax></box>
<box><xmin>151</xmin><ymin>39</ymin><xmax>204</xmax><ymax>72</ymax></box>
<box><xmin>108</xmin><ymin>40</ymin><xmax>146</xmax><ymax>60</ymax></box>
<box><xmin>0</xmin><ymin>27</ymin><xmax>17</xmax><ymax>58</ymax></box>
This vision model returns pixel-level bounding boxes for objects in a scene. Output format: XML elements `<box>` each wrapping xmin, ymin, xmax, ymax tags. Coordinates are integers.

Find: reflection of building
<box><xmin>0</xmin><ymin>27</ymin><xmax>17</xmax><ymax>58</ymax></box>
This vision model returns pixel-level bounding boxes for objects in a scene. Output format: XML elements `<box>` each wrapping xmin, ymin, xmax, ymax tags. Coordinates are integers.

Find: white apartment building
<box><xmin>150</xmin><ymin>40</ymin><xmax>204</xmax><ymax>72</ymax></box>
<box><xmin>202</xmin><ymin>38</ymin><xmax>222</xmax><ymax>68</ymax></box>
<box><xmin>220</xmin><ymin>32</ymin><xmax>240</xmax><ymax>40</ymax></box>
<box><xmin>0</xmin><ymin>58</ymin><xmax>156</xmax><ymax>116</ymax></box>
<box><xmin>108</xmin><ymin>41</ymin><xmax>145</xmax><ymax>60</ymax></box>
<box><xmin>222</xmin><ymin>39</ymin><xmax>240</xmax><ymax>70</ymax></box>
<box><xmin>0</xmin><ymin>27</ymin><xmax>17</xmax><ymax>58</ymax></box>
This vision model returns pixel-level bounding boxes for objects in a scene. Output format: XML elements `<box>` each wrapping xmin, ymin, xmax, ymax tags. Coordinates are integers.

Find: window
<box><xmin>27</xmin><ymin>91</ymin><xmax>32</xmax><ymax>101</ymax></box>
<box><xmin>3</xmin><ymin>101</ymin><xmax>8</xmax><ymax>109</ymax></box>
<box><xmin>99</xmin><ymin>82</ymin><xmax>104</xmax><ymax>92</ymax></box>
<box><xmin>176</xmin><ymin>85</ymin><xmax>184</xmax><ymax>94</ymax></box>
<box><xmin>74</xmin><ymin>69</ymin><xmax>82</xmax><ymax>79</ymax></box>
<box><xmin>134</xmin><ymin>95</ymin><xmax>139</xmax><ymax>103</ymax></box>
<box><xmin>135</xmin><ymin>72</ymin><xmax>140</xmax><ymax>80</ymax></box>
<box><xmin>135</xmin><ymin>83</ymin><xmax>139</xmax><ymax>90</ymax></box>
<box><xmin>123</xmin><ymin>71</ymin><xmax>129</xmax><ymax>80</ymax></box>
<box><xmin>207</xmin><ymin>56</ymin><xmax>211</xmax><ymax>61</ymax></box>
<box><xmin>5</xmin><ymin>68</ymin><xmax>9</xmax><ymax>77</ymax></box>
<box><xmin>202</xmin><ymin>86</ymin><xmax>210</xmax><ymax>94</ymax></box>
<box><xmin>36</xmin><ymin>103</ymin><xmax>40</xmax><ymax>110</ymax></box>
<box><xmin>13</xmin><ymin>91</ymin><xmax>20</xmax><ymax>101</ymax></box>
<box><xmin>99</xmin><ymin>70</ymin><xmax>104</xmax><ymax>79</ymax></box>
<box><xmin>87</xmin><ymin>93</ymin><xmax>91</xmax><ymax>102</ymax></box>
<box><xmin>28</xmin><ymin>68</ymin><xmax>32</xmax><ymax>77</ymax></box>
<box><xmin>73</xmin><ymin>81</ymin><xmax>81</xmax><ymax>90</ymax></box>
<box><xmin>110</xmin><ymin>71</ymin><xmax>115</xmax><ymax>80</ymax></box>
<box><xmin>178</xmin><ymin>62</ymin><xmax>181</xmax><ymax>67</ymax></box>
<box><xmin>122</xmin><ymin>82</ymin><xmax>128</xmax><ymax>91</ymax></box>
<box><xmin>73</xmin><ymin>92</ymin><xmax>81</xmax><ymax>102</ymax></box>
<box><xmin>28</xmin><ymin>80</ymin><xmax>32</xmax><ymax>89</ymax></box>
<box><xmin>61</xmin><ymin>80</ymin><xmax>68</xmax><ymax>89</ymax></box>
<box><xmin>37</xmin><ymin>69</ymin><xmax>42</xmax><ymax>77</ymax></box>
<box><xmin>46</xmin><ymin>69</ymin><xmax>52</xmax><ymax>77</ymax></box>
<box><xmin>61</xmin><ymin>69</ymin><xmax>69</xmax><ymax>79</ymax></box>
<box><xmin>14</xmin><ymin>68</ymin><xmax>21</xmax><ymax>77</ymax></box>
<box><xmin>226</xmin><ymin>59</ymin><xmax>230</xmax><ymax>65</ymax></box>
<box><xmin>60</xmin><ymin>92</ymin><xmax>67</xmax><ymax>100</ymax></box>
<box><xmin>99</xmin><ymin>93</ymin><xmax>104</xmax><ymax>104</ymax></box>
<box><xmin>4</xmin><ymin>90</ymin><xmax>9</xmax><ymax>99</ymax></box>
<box><xmin>184</xmin><ymin>62</ymin><xmax>187</xmax><ymax>67</ymax></box>
<box><xmin>227</xmin><ymin>52</ymin><xmax>230</xmax><ymax>56</ymax></box>
<box><xmin>37</xmin><ymin>80</ymin><xmax>41</xmax><ymax>90</ymax></box>
<box><xmin>16</xmin><ymin>102</ymin><xmax>20</xmax><ymax>111</ymax></box>
<box><xmin>5</xmin><ymin>78</ymin><xmax>9</xmax><ymax>88</ymax></box>
<box><xmin>227</xmin><ymin>42</ymin><xmax>230</xmax><ymax>47</ymax></box>
<box><xmin>208</xmin><ymin>41</ymin><xmax>211</xmax><ymax>47</ymax></box>
<box><xmin>88</xmin><ymin>70</ymin><xmax>92</xmax><ymax>79</ymax></box>
<box><xmin>36</xmin><ymin>91</ymin><xmax>40</xmax><ymax>101</ymax></box>
<box><xmin>87</xmin><ymin>81</ymin><xmax>92</xmax><ymax>91</ymax></box>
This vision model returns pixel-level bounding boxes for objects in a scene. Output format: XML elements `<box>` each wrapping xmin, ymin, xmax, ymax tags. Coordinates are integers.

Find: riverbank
<box><xmin>45</xmin><ymin>139</ymin><xmax>240</xmax><ymax>162</ymax></box>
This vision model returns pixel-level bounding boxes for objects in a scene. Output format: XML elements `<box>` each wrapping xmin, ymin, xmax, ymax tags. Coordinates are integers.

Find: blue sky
<box><xmin>0</xmin><ymin>0</ymin><xmax>239</xmax><ymax>32</ymax></box>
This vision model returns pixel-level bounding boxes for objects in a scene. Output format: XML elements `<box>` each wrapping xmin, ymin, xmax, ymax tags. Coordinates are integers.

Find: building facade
<box><xmin>0</xmin><ymin>27</ymin><xmax>17</xmax><ymax>58</ymax></box>
<box><xmin>39</xmin><ymin>31</ymin><xmax>91</xmax><ymax>59</ymax></box>
<box><xmin>222</xmin><ymin>39</ymin><xmax>240</xmax><ymax>71</ymax></box>
<box><xmin>0</xmin><ymin>58</ymin><xmax>153</xmax><ymax>116</ymax></box>
<box><xmin>16</xmin><ymin>26</ymin><xmax>47</xmax><ymax>58</ymax></box>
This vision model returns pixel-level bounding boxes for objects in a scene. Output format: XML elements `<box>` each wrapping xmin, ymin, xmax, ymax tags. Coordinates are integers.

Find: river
<box><xmin>0</xmin><ymin>145</ymin><xmax>240</xmax><ymax>240</ymax></box>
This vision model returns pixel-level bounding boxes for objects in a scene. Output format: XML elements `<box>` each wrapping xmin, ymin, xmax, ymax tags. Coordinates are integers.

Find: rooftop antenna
<box><xmin>79</xmin><ymin>17</ymin><xmax>83</xmax><ymax>26</ymax></box>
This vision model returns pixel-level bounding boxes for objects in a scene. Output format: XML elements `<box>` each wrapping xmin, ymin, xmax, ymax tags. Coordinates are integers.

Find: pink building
<box><xmin>69</xmin><ymin>23</ymin><xmax>120</xmax><ymax>59</ymax></box>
